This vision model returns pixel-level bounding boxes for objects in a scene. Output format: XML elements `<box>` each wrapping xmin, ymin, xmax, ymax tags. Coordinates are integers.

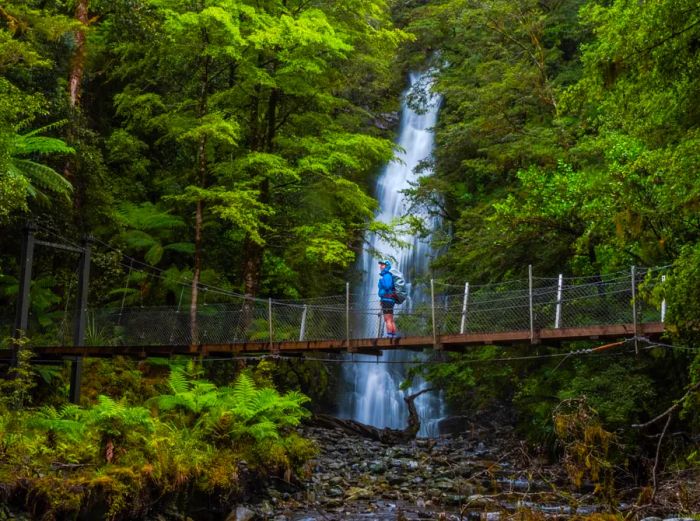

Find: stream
<box><xmin>223</xmin><ymin>421</ymin><xmax>612</xmax><ymax>521</ymax></box>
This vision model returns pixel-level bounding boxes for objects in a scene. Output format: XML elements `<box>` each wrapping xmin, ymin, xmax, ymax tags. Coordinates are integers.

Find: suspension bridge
<box><xmin>1</xmin><ymin>223</ymin><xmax>668</xmax><ymax>399</ymax></box>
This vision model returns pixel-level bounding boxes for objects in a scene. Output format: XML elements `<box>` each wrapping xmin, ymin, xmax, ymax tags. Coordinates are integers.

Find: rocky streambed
<box><xmin>231</xmin><ymin>422</ymin><xmax>611</xmax><ymax>521</ymax></box>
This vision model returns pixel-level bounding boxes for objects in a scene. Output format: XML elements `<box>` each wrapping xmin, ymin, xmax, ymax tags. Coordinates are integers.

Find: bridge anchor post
<box><xmin>12</xmin><ymin>221</ymin><xmax>36</xmax><ymax>366</ymax></box>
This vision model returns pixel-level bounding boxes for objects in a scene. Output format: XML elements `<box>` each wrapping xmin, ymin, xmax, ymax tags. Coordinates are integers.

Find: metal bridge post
<box><xmin>631</xmin><ymin>265</ymin><xmax>638</xmax><ymax>354</ymax></box>
<box><xmin>70</xmin><ymin>235</ymin><xmax>92</xmax><ymax>404</ymax></box>
<box><xmin>555</xmin><ymin>273</ymin><xmax>563</xmax><ymax>329</ymax></box>
<box><xmin>12</xmin><ymin>222</ymin><xmax>36</xmax><ymax>366</ymax></box>
<box><xmin>431</xmin><ymin>279</ymin><xmax>439</xmax><ymax>349</ymax></box>
<box><xmin>268</xmin><ymin>298</ymin><xmax>274</xmax><ymax>353</ymax></box>
<box><xmin>529</xmin><ymin>265</ymin><xmax>534</xmax><ymax>342</ymax></box>
<box><xmin>299</xmin><ymin>304</ymin><xmax>307</xmax><ymax>341</ymax></box>
<box><xmin>459</xmin><ymin>282</ymin><xmax>469</xmax><ymax>334</ymax></box>
<box><xmin>660</xmin><ymin>275</ymin><xmax>666</xmax><ymax>322</ymax></box>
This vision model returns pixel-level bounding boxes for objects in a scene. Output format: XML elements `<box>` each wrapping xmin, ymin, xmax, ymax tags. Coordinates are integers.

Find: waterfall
<box><xmin>338</xmin><ymin>70</ymin><xmax>445</xmax><ymax>437</ymax></box>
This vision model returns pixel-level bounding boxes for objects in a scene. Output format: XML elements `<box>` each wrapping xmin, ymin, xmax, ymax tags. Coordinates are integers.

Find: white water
<box><xmin>338</xmin><ymin>71</ymin><xmax>446</xmax><ymax>437</ymax></box>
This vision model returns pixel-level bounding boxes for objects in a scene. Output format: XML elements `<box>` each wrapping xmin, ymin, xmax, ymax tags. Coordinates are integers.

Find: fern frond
<box><xmin>231</xmin><ymin>372</ymin><xmax>258</xmax><ymax>409</ymax></box>
<box><xmin>28</xmin><ymin>405</ymin><xmax>86</xmax><ymax>441</ymax></box>
<box><xmin>119</xmin><ymin>230</ymin><xmax>157</xmax><ymax>249</ymax></box>
<box><xmin>20</xmin><ymin>120</ymin><xmax>69</xmax><ymax>138</ymax></box>
<box><xmin>168</xmin><ymin>367</ymin><xmax>190</xmax><ymax>394</ymax></box>
<box><xmin>12</xmin><ymin>159</ymin><xmax>72</xmax><ymax>195</ymax></box>
<box><xmin>247</xmin><ymin>420</ymin><xmax>279</xmax><ymax>441</ymax></box>
<box><xmin>116</xmin><ymin>202</ymin><xmax>185</xmax><ymax>231</ymax></box>
<box><xmin>15</xmin><ymin>135</ymin><xmax>75</xmax><ymax>156</ymax></box>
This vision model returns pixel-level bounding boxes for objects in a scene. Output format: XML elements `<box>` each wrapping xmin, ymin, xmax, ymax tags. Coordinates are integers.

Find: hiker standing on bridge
<box><xmin>378</xmin><ymin>260</ymin><xmax>399</xmax><ymax>338</ymax></box>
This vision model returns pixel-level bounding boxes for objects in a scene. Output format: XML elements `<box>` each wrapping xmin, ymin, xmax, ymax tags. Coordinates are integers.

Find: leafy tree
<box><xmin>404</xmin><ymin>0</ymin><xmax>588</xmax><ymax>281</ymax></box>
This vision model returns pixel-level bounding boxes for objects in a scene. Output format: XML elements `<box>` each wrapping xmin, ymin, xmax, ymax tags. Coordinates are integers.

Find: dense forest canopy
<box><xmin>1</xmin><ymin>0</ymin><xmax>699</xmax><ymax>517</ymax></box>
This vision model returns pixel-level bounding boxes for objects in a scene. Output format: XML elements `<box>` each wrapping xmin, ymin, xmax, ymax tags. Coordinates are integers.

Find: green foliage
<box><xmin>556</xmin><ymin>361</ymin><xmax>656</xmax><ymax>428</ymax></box>
<box><xmin>665</xmin><ymin>244</ymin><xmax>700</xmax><ymax>344</ymax></box>
<box><xmin>0</xmin><ymin>362</ymin><xmax>316</xmax><ymax>519</ymax></box>
<box><xmin>553</xmin><ymin>397</ymin><xmax>618</xmax><ymax>503</ymax></box>
<box><xmin>115</xmin><ymin>202</ymin><xmax>192</xmax><ymax>266</ymax></box>
<box><xmin>0</xmin><ymin>337</ymin><xmax>36</xmax><ymax>410</ymax></box>
<box><xmin>0</xmin><ymin>112</ymin><xmax>74</xmax><ymax>219</ymax></box>
<box><xmin>151</xmin><ymin>367</ymin><xmax>310</xmax><ymax>445</ymax></box>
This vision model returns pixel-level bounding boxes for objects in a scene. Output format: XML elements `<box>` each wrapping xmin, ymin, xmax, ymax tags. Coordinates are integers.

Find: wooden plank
<box><xmin>0</xmin><ymin>322</ymin><xmax>666</xmax><ymax>360</ymax></box>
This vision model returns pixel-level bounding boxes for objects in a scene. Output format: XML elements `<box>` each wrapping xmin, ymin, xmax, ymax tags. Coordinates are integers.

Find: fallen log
<box><xmin>312</xmin><ymin>388</ymin><xmax>434</xmax><ymax>443</ymax></box>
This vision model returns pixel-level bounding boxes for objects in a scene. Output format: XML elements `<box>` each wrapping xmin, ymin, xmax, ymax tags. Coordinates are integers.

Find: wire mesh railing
<box><xmin>11</xmin><ymin>265</ymin><xmax>667</xmax><ymax>348</ymax></box>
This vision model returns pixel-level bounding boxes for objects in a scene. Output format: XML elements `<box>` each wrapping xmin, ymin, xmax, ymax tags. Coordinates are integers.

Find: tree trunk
<box><xmin>65</xmin><ymin>0</ymin><xmax>89</xmax><ymax>225</ymax></box>
<box><xmin>68</xmin><ymin>0</ymin><xmax>88</xmax><ymax>108</ymax></box>
<box><xmin>312</xmin><ymin>389</ymin><xmax>433</xmax><ymax>443</ymax></box>
<box><xmin>189</xmin><ymin>37</ymin><xmax>210</xmax><ymax>344</ymax></box>
<box><xmin>190</xmin><ymin>191</ymin><xmax>205</xmax><ymax>343</ymax></box>
<box><xmin>241</xmin><ymin>87</ymin><xmax>278</xmax><ymax>299</ymax></box>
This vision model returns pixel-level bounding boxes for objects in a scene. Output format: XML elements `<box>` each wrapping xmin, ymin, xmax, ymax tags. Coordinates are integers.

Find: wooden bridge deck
<box><xmin>1</xmin><ymin>322</ymin><xmax>665</xmax><ymax>359</ymax></box>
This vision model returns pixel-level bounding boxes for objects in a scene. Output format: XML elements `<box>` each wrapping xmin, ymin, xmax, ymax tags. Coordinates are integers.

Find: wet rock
<box><xmin>386</xmin><ymin>473</ymin><xmax>406</xmax><ymax>485</ymax></box>
<box><xmin>369</xmin><ymin>460</ymin><xmax>386</xmax><ymax>473</ymax></box>
<box><xmin>225</xmin><ymin>506</ymin><xmax>255</xmax><ymax>521</ymax></box>
<box><xmin>374</xmin><ymin>112</ymin><xmax>400</xmax><ymax>130</ymax></box>
<box><xmin>326</xmin><ymin>486</ymin><xmax>344</xmax><ymax>498</ymax></box>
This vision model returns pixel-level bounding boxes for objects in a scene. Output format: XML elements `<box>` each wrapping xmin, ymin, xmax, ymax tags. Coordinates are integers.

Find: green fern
<box><xmin>114</xmin><ymin>203</ymin><xmax>192</xmax><ymax>268</ymax></box>
<box><xmin>85</xmin><ymin>395</ymin><xmax>154</xmax><ymax>440</ymax></box>
<box><xmin>4</xmin><ymin>121</ymin><xmax>74</xmax><ymax>202</ymax></box>
<box><xmin>27</xmin><ymin>405</ymin><xmax>86</xmax><ymax>442</ymax></box>
<box><xmin>153</xmin><ymin>368</ymin><xmax>310</xmax><ymax>445</ymax></box>
<box><xmin>167</xmin><ymin>366</ymin><xmax>190</xmax><ymax>394</ymax></box>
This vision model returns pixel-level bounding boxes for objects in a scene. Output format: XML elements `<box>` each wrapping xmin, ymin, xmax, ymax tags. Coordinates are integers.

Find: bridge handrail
<box><xmin>1</xmin><ymin>263</ymin><xmax>670</xmax><ymax>348</ymax></box>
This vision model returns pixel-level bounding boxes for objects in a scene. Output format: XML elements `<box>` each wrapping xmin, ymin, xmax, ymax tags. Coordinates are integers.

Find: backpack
<box><xmin>389</xmin><ymin>267</ymin><xmax>407</xmax><ymax>304</ymax></box>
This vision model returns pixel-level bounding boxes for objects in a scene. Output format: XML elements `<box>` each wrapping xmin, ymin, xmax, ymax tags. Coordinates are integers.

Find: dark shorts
<box><xmin>381</xmin><ymin>300</ymin><xmax>395</xmax><ymax>315</ymax></box>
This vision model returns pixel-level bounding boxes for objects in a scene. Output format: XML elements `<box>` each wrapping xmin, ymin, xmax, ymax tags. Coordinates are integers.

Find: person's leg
<box><xmin>381</xmin><ymin>301</ymin><xmax>396</xmax><ymax>335</ymax></box>
<box><xmin>385</xmin><ymin>313</ymin><xmax>396</xmax><ymax>334</ymax></box>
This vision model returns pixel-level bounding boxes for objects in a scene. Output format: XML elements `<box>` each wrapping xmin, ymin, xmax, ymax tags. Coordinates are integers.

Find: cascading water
<box><xmin>338</xmin><ymin>70</ymin><xmax>445</xmax><ymax>437</ymax></box>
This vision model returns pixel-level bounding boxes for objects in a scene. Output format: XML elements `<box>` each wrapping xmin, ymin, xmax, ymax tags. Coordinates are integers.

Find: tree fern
<box><xmin>3</xmin><ymin>122</ymin><xmax>74</xmax><ymax>203</ymax></box>
<box><xmin>114</xmin><ymin>203</ymin><xmax>193</xmax><ymax>269</ymax></box>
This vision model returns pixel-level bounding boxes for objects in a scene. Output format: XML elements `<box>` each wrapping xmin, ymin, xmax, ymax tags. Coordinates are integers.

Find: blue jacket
<box><xmin>378</xmin><ymin>262</ymin><xmax>395</xmax><ymax>302</ymax></box>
